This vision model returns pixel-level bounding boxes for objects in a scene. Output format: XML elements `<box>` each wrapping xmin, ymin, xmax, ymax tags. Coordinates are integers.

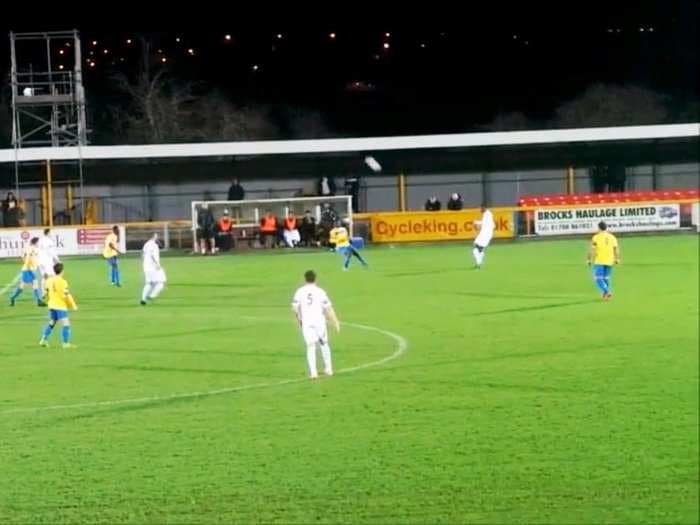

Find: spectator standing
<box><xmin>283</xmin><ymin>211</ymin><xmax>301</xmax><ymax>248</ymax></box>
<box><xmin>227</xmin><ymin>179</ymin><xmax>245</xmax><ymax>201</ymax></box>
<box><xmin>446</xmin><ymin>193</ymin><xmax>464</xmax><ymax>211</ymax></box>
<box><xmin>425</xmin><ymin>196</ymin><xmax>441</xmax><ymax>211</ymax></box>
<box><xmin>197</xmin><ymin>204</ymin><xmax>216</xmax><ymax>255</ymax></box>
<box><xmin>216</xmin><ymin>209</ymin><xmax>235</xmax><ymax>252</ymax></box>
<box><xmin>299</xmin><ymin>210</ymin><xmax>317</xmax><ymax>247</ymax></box>
<box><xmin>318</xmin><ymin>176</ymin><xmax>336</xmax><ymax>197</ymax></box>
<box><xmin>259</xmin><ymin>210</ymin><xmax>278</xmax><ymax>249</ymax></box>
<box><xmin>319</xmin><ymin>203</ymin><xmax>339</xmax><ymax>246</ymax></box>
<box><xmin>2</xmin><ymin>192</ymin><xmax>23</xmax><ymax>227</ymax></box>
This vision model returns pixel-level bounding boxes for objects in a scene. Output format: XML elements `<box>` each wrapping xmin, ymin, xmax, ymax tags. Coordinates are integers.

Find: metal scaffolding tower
<box><xmin>9</xmin><ymin>29</ymin><xmax>89</xmax><ymax>225</ymax></box>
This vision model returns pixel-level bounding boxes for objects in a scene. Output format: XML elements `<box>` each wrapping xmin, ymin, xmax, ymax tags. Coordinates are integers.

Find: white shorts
<box><xmin>144</xmin><ymin>268</ymin><xmax>167</xmax><ymax>284</ymax></box>
<box><xmin>38</xmin><ymin>261</ymin><xmax>55</xmax><ymax>277</ymax></box>
<box><xmin>284</xmin><ymin>229</ymin><xmax>301</xmax><ymax>246</ymax></box>
<box><xmin>474</xmin><ymin>231</ymin><xmax>493</xmax><ymax>248</ymax></box>
<box><xmin>301</xmin><ymin>324</ymin><xmax>328</xmax><ymax>346</ymax></box>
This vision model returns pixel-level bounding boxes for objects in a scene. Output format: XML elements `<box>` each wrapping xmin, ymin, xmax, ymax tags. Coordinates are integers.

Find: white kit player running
<box><xmin>37</xmin><ymin>228</ymin><xmax>60</xmax><ymax>284</ymax></box>
<box><xmin>291</xmin><ymin>270</ymin><xmax>340</xmax><ymax>379</ymax></box>
<box><xmin>140</xmin><ymin>233</ymin><xmax>167</xmax><ymax>305</ymax></box>
<box><xmin>472</xmin><ymin>206</ymin><xmax>495</xmax><ymax>269</ymax></box>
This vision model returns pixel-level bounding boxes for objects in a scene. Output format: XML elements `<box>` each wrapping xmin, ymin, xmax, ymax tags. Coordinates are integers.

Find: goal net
<box><xmin>190</xmin><ymin>196</ymin><xmax>353</xmax><ymax>248</ymax></box>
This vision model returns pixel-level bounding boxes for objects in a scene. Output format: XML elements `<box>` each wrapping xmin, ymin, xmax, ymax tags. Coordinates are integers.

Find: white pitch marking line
<box><xmin>1</xmin><ymin>321</ymin><xmax>407</xmax><ymax>415</ymax></box>
<box><xmin>0</xmin><ymin>273</ymin><xmax>20</xmax><ymax>296</ymax></box>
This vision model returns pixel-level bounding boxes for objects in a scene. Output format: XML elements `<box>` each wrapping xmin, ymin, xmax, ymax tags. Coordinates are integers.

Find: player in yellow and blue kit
<box><xmin>587</xmin><ymin>221</ymin><xmax>620</xmax><ymax>301</ymax></box>
<box><xmin>103</xmin><ymin>225</ymin><xmax>122</xmax><ymax>287</ymax></box>
<box><xmin>9</xmin><ymin>237</ymin><xmax>46</xmax><ymax>307</ymax></box>
<box><xmin>39</xmin><ymin>263</ymin><xmax>78</xmax><ymax>349</ymax></box>
<box><xmin>330</xmin><ymin>220</ymin><xmax>368</xmax><ymax>271</ymax></box>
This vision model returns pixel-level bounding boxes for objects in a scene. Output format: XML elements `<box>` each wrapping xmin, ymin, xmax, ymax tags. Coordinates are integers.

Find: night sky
<box><xmin>1</xmin><ymin>1</ymin><xmax>697</xmax><ymax>140</ymax></box>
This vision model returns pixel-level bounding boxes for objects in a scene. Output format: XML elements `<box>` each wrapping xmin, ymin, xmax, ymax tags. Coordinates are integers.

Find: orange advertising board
<box><xmin>370</xmin><ymin>210</ymin><xmax>514</xmax><ymax>243</ymax></box>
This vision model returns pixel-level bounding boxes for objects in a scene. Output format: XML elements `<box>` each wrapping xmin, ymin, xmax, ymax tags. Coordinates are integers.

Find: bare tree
<box><xmin>483</xmin><ymin>111</ymin><xmax>532</xmax><ymax>131</ymax></box>
<box><xmin>111</xmin><ymin>38</ymin><xmax>198</xmax><ymax>143</ymax></box>
<box><xmin>552</xmin><ymin>84</ymin><xmax>670</xmax><ymax>128</ymax></box>
<box><xmin>286</xmin><ymin>107</ymin><xmax>334</xmax><ymax>139</ymax></box>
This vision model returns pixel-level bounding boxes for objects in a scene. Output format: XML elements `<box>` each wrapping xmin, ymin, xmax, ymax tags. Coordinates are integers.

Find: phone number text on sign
<box><xmin>534</xmin><ymin>205</ymin><xmax>680</xmax><ymax>235</ymax></box>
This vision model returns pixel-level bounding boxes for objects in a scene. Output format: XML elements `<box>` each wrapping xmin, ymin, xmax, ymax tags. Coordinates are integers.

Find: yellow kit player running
<box><xmin>329</xmin><ymin>220</ymin><xmax>368</xmax><ymax>271</ymax></box>
<box><xmin>587</xmin><ymin>221</ymin><xmax>620</xmax><ymax>301</ymax></box>
<box><xmin>39</xmin><ymin>263</ymin><xmax>78</xmax><ymax>348</ymax></box>
<box><xmin>9</xmin><ymin>237</ymin><xmax>46</xmax><ymax>307</ymax></box>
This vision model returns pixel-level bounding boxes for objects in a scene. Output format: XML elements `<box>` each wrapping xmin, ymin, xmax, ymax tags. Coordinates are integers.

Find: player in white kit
<box><xmin>472</xmin><ymin>206</ymin><xmax>495</xmax><ymax>269</ymax></box>
<box><xmin>291</xmin><ymin>270</ymin><xmax>340</xmax><ymax>379</ymax></box>
<box><xmin>140</xmin><ymin>233</ymin><xmax>167</xmax><ymax>305</ymax></box>
<box><xmin>37</xmin><ymin>228</ymin><xmax>60</xmax><ymax>286</ymax></box>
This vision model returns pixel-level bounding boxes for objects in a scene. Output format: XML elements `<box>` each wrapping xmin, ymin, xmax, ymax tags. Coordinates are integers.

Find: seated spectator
<box><xmin>299</xmin><ymin>210</ymin><xmax>317</xmax><ymax>247</ymax></box>
<box><xmin>283</xmin><ymin>211</ymin><xmax>301</xmax><ymax>248</ymax></box>
<box><xmin>425</xmin><ymin>196</ymin><xmax>441</xmax><ymax>211</ymax></box>
<box><xmin>216</xmin><ymin>209</ymin><xmax>235</xmax><ymax>252</ymax></box>
<box><xmin>259</xmin><ymin>210</ymin><xmax>278</xmax><ymax>248</ymax></box>
<box><xmin>2</xmin><ymin>192</ymin><xmax>23</xmax><ymax>227</ymax></box>
<box><xmin>446</xmin><ymin>193</ymin><xmax>464</xmax><ymax>211</ymax></box>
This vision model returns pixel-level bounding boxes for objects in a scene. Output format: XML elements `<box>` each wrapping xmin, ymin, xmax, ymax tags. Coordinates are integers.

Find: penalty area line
<box><xmin>1</xmin><ymin>321</ymin><xmax>407</xmax><ymax>415</ymax></box>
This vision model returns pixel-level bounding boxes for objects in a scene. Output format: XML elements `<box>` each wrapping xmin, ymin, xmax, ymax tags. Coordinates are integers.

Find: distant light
<box><xmin>126</xmin><ymin>39</ymin><xmax>132</xmax><ymax>44</ymax></box>
<box><xmin>65</xmin><ymin>42</ymin><xmax>71</xmax><ymax>47</ymax></box>
<box><xmin>158</xmin><ymin>49</ymin><xmax>163</xmax><ymax>54</ymax></box>
<box><xmin>91</xmin><ymin>40</ymin><xmax>97</xmax><ymax>46</ymax></box>
<box><xmin>187</xmin><ymin>48</ymin><xmax>195</xmax><ymax>55</ymax></box>
<box><xmin>252</xmin><ymin>64</ymin><xmax>259</xmax><ymax>71</ymax></box>
<box><xmin>276</xmin><ymin>33</ymin><xmax>283</xmax><ymax>39</ymax></box>
<box><xmin>120</xmin><ymin>57</ymin><xmax>125</xmax><ymax>62</ymax></box>
<box><xmin>161</xmin><ymin>57</ymin><xmax>167</xmax><ymax>63</ymax></box>
<box><xmin>512</xmin><ymin>34</ymin><xmax>518</xmax><ymax>40</ymax></box>
<box><xmin>639</xmin><ymin>27</ymin><xmax>645</xmax><ymax>32</ymax></box>
<box><xmin>616</xmin><ymin>28</ymin><xmax>621</xmax><ymax>33</ymax></box>
<box><xmin>58</xmin><ymin>64</ymin><xmax>64</xmax><ymax>70</ymax></box>
<box><xmin>59</xmin><ymin>49</ymin><xmax>65</xmax><ymax>55</ymax></box>
<box><xmin>225</xmin><ymin>34</ymin><xmax>232</xmax><ymax>41</ymax></box>
<box><xmin>524</xmin><ymin>40</ymin><xmax>529</xmax><ymax>45</ymax></box>
<box><xmin>383</xmin><ymin>42</ymin><xmax>390</xmax><ymax>49</ymax></box>
<box><xmin>607</xmin><ymin>28</ymin><xmax>613</xmax><ymax>33</ymax></box>
<box><xmin>420</xmin><ymin>43</ymin><xmax>426</xmax><ymax>48</ymax></box>
<box><xmin>175</xmin><ymin>37</ymin><xmax>181</xmax><ymax>43</ymax></box>
<box><xmin>385</xmin><ymin>32</ymin><xmax>391</xmax><ymax>38</ymax></box>
<box><xmin>649</xmin><ymin>27</ymin><xmax>655</xmax><ymax>32</ymax></box>
<box><xmin>89</xmin><ymin>51</ymin><xmax>95</xmax><ymax>56</ymax></box>
<box><xmin>373</xmin><ymin>54</ymin><xmax>381</xmax><ymax>60</ymax></box>
<box><xmin>89</xmin><ymin>61</ymin><xmax>95</xmax><ymax>67</ymax></box>
<box><xmin>329</xmin><ymin>32</ymin><xmax>336</xmax><ymax>39</ymax></box>
<box><xmin>103</xmin><ymin>49</ymin><xmax>109</xmax><ymax>54</ymax></box>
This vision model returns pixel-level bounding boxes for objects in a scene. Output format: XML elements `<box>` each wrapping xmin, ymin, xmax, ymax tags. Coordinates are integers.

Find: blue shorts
<box><xmin>592</xmin><ymin>264</ymin><xmax>613</xmax><ymax>279</ymax></box>
<box><xmin>49</xmin><ymin>309</ymin><xmax>68</xmax><ymax>322</ymax></box>
<box><xmin>21</xmin><ymin>270</ymin><xmax>36</xmax><ymax>284</ymax></box>
<box><xmin>106</xmin><ymin>256</ymin><xmax>118</xmax><ymax>266</ymax></box>
<box><xmin>337</xmin><ymin>245</ymin><xmax>351</xmax><ymax>255</ymax></box>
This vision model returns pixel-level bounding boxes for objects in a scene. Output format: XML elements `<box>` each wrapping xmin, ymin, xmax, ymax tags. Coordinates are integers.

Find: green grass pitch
<box><xmin>1</xmin><ymin>235</ymin><xmax>698</xmax><ymax>524</ymax></box>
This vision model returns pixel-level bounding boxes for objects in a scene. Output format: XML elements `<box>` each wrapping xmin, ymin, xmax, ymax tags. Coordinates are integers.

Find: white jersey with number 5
<box><xmin>292</xmin><ymin>284</ymin><xmax>331</xmax><ymax>328</ymax></box>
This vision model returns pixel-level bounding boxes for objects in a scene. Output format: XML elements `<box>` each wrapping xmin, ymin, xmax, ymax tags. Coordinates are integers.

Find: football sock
<box><xmin>320</xmin><ymin>343</ymin><xmax>333</xmax><ymax>373</ymax></box>
<box><xmin>306</xmin><ymin>344</ymin><xmax>318</xmax><ymax>377</ymax></box>
<box><xmin>61</xmin><ymin>326</ymin><xmax>71</xmax><ymax>344</ymax></box>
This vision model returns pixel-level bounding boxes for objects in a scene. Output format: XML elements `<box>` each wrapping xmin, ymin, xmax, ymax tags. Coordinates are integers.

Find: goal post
<box><xmin>190</xmin><ymin>195</ymin><xmax>353</xmax><ymax>249</ymax></box>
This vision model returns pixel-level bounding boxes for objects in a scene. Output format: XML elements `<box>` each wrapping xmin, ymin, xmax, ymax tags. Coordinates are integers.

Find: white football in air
<box><xmin>364</xmin><ymin>156</ymin><xmax>382</xmax><ymax>173</ymax></box>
